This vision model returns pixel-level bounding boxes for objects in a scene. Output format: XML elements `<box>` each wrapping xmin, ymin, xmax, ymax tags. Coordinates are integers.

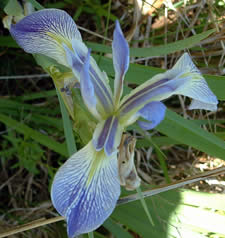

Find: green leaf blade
<box><xmin>157</xmin><ymin>110</ymin><xmax>225</xmax><ymax>160</ymax></box>
<box><xmin>0</xmin><ymin>113</ymin><xmax>68</xmax><ymax>157</ymax></box>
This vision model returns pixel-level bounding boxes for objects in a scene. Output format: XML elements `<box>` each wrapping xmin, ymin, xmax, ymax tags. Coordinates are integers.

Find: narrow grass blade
<box><xmin>117</xmin><ymin>166</ymin><xmax>225</xmax><ymax>205</ymax></box>
<box><xmin>130</xmin><ymin>29</ymin><xmax>215</xmax><ymax>57</ymax></box>
<box><xmin>27</xmin><ymin>0</ymin><xmax>44</xmax><ymax>10</ymax></box>
<box><xmin>17</xmin><ymin>89</ymin><xmax>56</xmax><ymax>101</ymax></box>
<box><xmin>87</xmin><ymin>29</ymin><xmax>215</xmax><ymax>57</ymax></box>
<box><xmin>149</xmin><ymin>141</ymin><xmax>171</xmax><ymax>183</ymax></box>
<box><xmin>57</xmin><ymin>89</ymin><xmax>76</xmax><ymax>156</ymax></box>
<box><xmin>30</xmin><ymin>114</ymin><xmax>63</xmax><ymax>131</ymax></box>
<box><xmin>134</xmin><ymin>127</ymin><xmax>171</xmax><ymax>183</ymax></box>
<box><xmin>97</xmin><ymin>0</ymin><xmax>112</xmax><ymax>65</ymax></box>
<box><xmin>0</xmin><ymin>216</ymin><xmax>64</xmax><ymax>238</ymax></box>
<box><xmin>157</xmin><ymin>110</ymin><xmax>225</xmax><ymax>160</ymax></box>
<box><xmin>136</xmin><ymin>136</ymin><xmax>179</xmax><ymax>147</ymax></box>
<box><xmin>88</xmin><ymin>232</ymin><xmax>94</xmax><ymax>238</ymax></box>
<box><xmin>136</xmin><ymin>187</ymin><xmax>154</xmax><ymax>226</ymax></box>
<box><xmin>155</xmin><ymin>149</ymin><xmax>171</xmax><ymax>183</ymax></box>
<box><xmin>97</xmin><ymin>56</ymin><xmax>225</xmax><ymax>101</ymax></box>
<box><xmin>0</xmin><ymin>98</ymin><xmax>60</xmax><ymax>115</ymax></box>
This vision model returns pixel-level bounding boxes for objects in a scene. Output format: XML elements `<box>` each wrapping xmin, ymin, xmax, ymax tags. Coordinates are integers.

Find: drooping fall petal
<box><xmin>51</xmin><ymin>142</ymin><xmax>120</xmax><ymax>238</ymax></box>
<box><xmin>10</xmin><ymin>9</ymin><xmax>81</xmax><ymax>67</ymax></box>
<box><xmin>119</xmin><ymin>53</ymin><xmax>218</xmax><ymax>126</ymax></box>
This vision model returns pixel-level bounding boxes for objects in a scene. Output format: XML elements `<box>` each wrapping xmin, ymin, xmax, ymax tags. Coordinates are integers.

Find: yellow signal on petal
<box><xmin>46</xmin><ymin>31</ymin><xmax>73</xmax><ymax>51</ymax></box>
<box><xmin>86</xmin><ymin>149</ymin><xmax>106</xmax><ymax>187</ymax></box>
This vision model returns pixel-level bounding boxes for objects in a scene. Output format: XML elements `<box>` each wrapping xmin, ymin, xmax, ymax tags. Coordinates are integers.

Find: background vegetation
<box><xmin>0</xmin><ymin>0</ymin><xmax>225</xmax><ymax>237</ymax></box>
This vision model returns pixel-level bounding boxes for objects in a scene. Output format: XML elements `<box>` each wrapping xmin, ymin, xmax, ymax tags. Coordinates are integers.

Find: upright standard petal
<box><xmin>51</xmin><ymin>142</ymin><xmax>120</xmax><ymax>238</ymax></box>
<box><xmin>80</xmin><ymin>49</ymin><xmax>101</xmax><ymax>120</ymax></box>
<box><xmin>10</xmin><ymin>9</ymin><xmax>81</xmax><ymax>66</ymax></box>
<box><xmin>112</xmin><ymin>20</ymin><xmax>129</xmax><ymax>107</ymax></box>
<box><xmin>137</xmin><ymin>101</ymin><xmax>166</xmax><ymax>130</ymax></box>
<box><xmin>64</xmin><ymin>41</ymin><xmax>114</xmax><ymax>116</ymax></box>
<box><xmin>119</xmin><ymin>53</ymin><xmax>218</xmax><ymax>125</ymax></box>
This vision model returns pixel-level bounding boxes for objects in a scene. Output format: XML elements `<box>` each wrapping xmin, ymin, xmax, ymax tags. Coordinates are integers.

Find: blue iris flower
<box><xmin>10</xmin><ymin>9</ymin><xmax>218</xmax><ymax>238</ymax></box>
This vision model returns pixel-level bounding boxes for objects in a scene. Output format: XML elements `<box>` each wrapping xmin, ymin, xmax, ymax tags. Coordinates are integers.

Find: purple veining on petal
<box><xmin>121</xmin><ymin>78</ymin><xmax>170</xmax><ymax>109</ymax></box>
<box><xmin>112</xmin><ymin>20</ymin><xmax>129</xmax><ymax>102</ymax></box>
<box><xmin>65</xmin><ymin>45</ymin><xmax>113</xmax><ymax>113</ymax></box>
<box><xmin>80</xmin><ymin>49</ymin><xmax>98</xmax><ymax>117</ymax></box>
<box><xmin>113</xmin><ymin>20</ymin><xmax>129</xmax><ymax>76</ymax></box>
<box><xmin>66</xmin><ymin>154</ymin><xmax>120</xmax><ymax>237</ymax></box>
<box><xmin>105</xmin><ymin>117</ymin><xmax>119</xmax><ymax>156</ymax></box>
<box><xmin>73</xmin><ymin>44</ymin><xmax>113</xmax><ymax>109</ymax></box>
<box><xmin>51</xmin><ymin>157</ymin><xmax>89</xmax><ymax>216</ymax></box>
<box><xmin>121</xmin><ymin>85</ymin><xmax>173</xmax><ymax>115</ymax></box>
<box><xmin>10</xmin><ymin>9</ymin><xmax>81</xmax><ymax>66</ymax></box>
<box><xmin>67</xmin><ymin>49</ymin><xmax>83</xmax><ymax>73</ymax></box>
<box><xmin>90</xmin><ymin>67</ymin><xmax>113</xmax><ymax>105</ymax></box>
<box><xmin>91</xmin><ymin>78</ymin><xmax>112</xmax><ymax>114</ymax></box>
<box><xmin>94</xmin><ymin>116</ymin><xmax>113</xmax><ymax>151</ymax></box>
<box><xmin>51</xmin><ymin>142</ymin><xmax>120</xmax><ymax>238</ymax></box>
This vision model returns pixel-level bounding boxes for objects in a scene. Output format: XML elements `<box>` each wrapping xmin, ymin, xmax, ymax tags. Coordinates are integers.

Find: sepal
<box><xmin>119</xmin><ymin>53</ymin><xmax>218</xmax><ymax>126</ymax></box>
<box><xmin>51</xmin><ymin>142</ymin><xmax>120</xmax><ymax>238</ymax></box>
<box><xmin>10</xmin><ymin>9</ymin><xmax>81</xmax><ymax>67</ymax></box>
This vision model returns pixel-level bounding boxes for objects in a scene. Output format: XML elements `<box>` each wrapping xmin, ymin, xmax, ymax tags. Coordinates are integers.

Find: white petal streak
<box><xmin>51</xmin><ymin>142</ymin><xmax>120</xmax><ymax>238</ymax></box>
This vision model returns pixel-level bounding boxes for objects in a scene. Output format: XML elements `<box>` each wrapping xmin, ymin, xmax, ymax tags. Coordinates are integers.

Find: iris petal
<box><xmin>80</xmin><ymin>49</ymin><xmax>101</xmax><ymax>120</ymax></box>
<box><xmin>64</xmin><ymin>39</ymin><xmax>114</xmax><ymax>115</ymax></box>
<box><xmin>51</xmin><ymin>141</ymin><xmax>120</xmax><ymax>238</ymax></box>
<box><xmin>63</xmin><ymin>43</ymin><xmax>83</xmax><ymax>77</ymax></box>
<box><xmin>119</xmin><ymin>85</ymin><xmax>172</xmax><ymax>125</ymax></box>
<box><xmin>189</xmin><ymin>100</ymin><xmax>217</xmax><ymax>111</ymax></box>
<box><xmin>71</xmin><ymin>39</ymin><xmax>113</xmax><ymax>105</ymax></box>
<box><xmin>112</xmin><ymin>20</ymin><xmax>129</xmax><ymax>106</ymax></box>
<box><xmin>119</xmin><ymin>53</ymin><xmax>218</xmax><ymax>125</ymax></box>
<box><xmin>10</xmin><ymin>9</ymin><xmax>81</xmax><ymax>67</ymax></box>
<box><xmin>137</xmin><ymin>101</ymin><xmax>166</xmax><ymax>130</ymax></box>
<box><xmin>165</xmin><ymin>53</ymin><xmax>218</xmax><ymax>111</ymax></box>
<box><xmin>72</xmin><ymin>39</ymin><xmax>114</xmax><ymax>113</ymax></box>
